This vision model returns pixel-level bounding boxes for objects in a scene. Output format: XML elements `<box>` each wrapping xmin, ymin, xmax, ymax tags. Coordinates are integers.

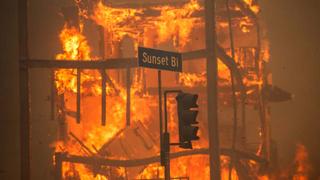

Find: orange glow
<box><xmin>91</xmin><ymin>1</ymin><xmax>143</xmax><ymax>41</ymax></box>
<box><xmin>56</xmin><ymin>24</ymin><xmax>91</xmax><ymax>61</ymax></box>
<box><xmin>153</xmin><ymin>0</ymin><xmax>202</xmax><ymax>48</ymax></box>
<box><xmin>54</xmin><ymin>23</ymin><xmax>156</xmax><ymax>179</ymax></box>
<box><xmin>239</xmin><ymin>16</ymin><xmax>254</xmax><ymax>33</ymax></box>
<box><xmin>138</xmin><ymin>156</ymin><xmax>240</xmax><ymax>180</ymax></box>
<box><xmin>51</xmin><ymin>0</ymin><xmax>278</xmax><ymax>179</ymax></box>
<box><xmin>90</xmin><ymin>0</ymin><xmax>201</xmax><ymax>50</ymax></box>
<box><xmin>179</xmin><ymin>59</ymin><xmax>231</xmax><ymax>87</ymax></box>
<box><xmin>293</xmin><ymin>144</ymin><xmax>312</xmax><ymax>180</ymax></box>
<box><xmin>243</xmin><ymin>0</ymin><xmax>260</xmax><ymax>14</ymax></box>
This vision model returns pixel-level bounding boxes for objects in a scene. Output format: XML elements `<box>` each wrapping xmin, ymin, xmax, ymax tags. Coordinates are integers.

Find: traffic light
<box><xmin>176</xmin><ymin>92</ymin><xmax>199</xmax><ymax>149</ymax></box>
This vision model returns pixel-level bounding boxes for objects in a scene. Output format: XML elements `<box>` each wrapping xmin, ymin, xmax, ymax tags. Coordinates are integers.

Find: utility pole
<box><xmin>205</xmin><ymin>0</ymin><xmax>221</xmax><ymax>179</ymax></box>
<box><xmin>19</xmin><ymin>0</ymin><xmax>31</xmax><ymax>179</ymax></box>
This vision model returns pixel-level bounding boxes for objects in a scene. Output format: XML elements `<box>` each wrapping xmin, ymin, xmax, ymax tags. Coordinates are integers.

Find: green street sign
<box><xmin>138</xmin><ymin>47</ymin><xmax>182</xmax><ymax>72</ymax></box>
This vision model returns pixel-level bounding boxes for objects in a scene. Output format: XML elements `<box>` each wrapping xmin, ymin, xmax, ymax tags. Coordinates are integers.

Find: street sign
<box><xmin>138</xmin><ymin>47</ymin><xmax>182</xmax><ymax>72</ymax></box>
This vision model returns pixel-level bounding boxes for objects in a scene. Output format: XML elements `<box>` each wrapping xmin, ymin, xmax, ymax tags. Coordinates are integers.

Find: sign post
<box><xmin>138</xmin><ymin>47</ymin><xmax>182</xmax><ymax>180</ymax></box>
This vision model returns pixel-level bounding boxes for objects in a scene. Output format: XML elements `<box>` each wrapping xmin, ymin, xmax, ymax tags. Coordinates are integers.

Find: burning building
<box><xmin>17</xmin><ymin>0</ymin><xmax>309</xmax><ymax>179</ymax></box>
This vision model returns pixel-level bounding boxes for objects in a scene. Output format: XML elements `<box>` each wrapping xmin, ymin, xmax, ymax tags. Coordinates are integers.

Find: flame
<box><xmin>56</xmin><ymin>24</ymin><xmax>91</xmax><ymax>61</ymax></box>
<box><xmin>90</xmin><ymin>0</ymin><xmax>201</xmax><ymax>50</ymax></box>
<box><xmin>54</xmin><ymin>22</ymin><xmax>156</xmax><ymax>179</ymax></box>
<box><xmin>242</xmin><ymin>0</ymin><xmax>260</xmax><ymax>14</ymax></box>
<box><xmin>179</xmin><ymin>59</ymin><xmax>231</xmax><ymax>87</ymax></box>
<box><xmin>239</xmin><ymin>16</ymin><xmax>254</xmax><ymax>33</ymax></box>
<box><xmin>153</xmin><ymin>0</ymin><xmax>202</xmax><ymax>48</ymax></box>
<box><xmin>55</xmin><ymin>24</ymin><xmax>101</xmax><ymax>95</ymax></box>
<box><xmin>91</xmin><ymin>1</ymin><xmax>143</xmax><ymax>41</ymax></box>
<box><xmin>293</xmin><ymin>144</ymin><xmax>312</xmax><ymax>180</ymax></box>
<box><xmin>138</xmin><ymin>156</ymin><xmax>240</xmax><ymax>180</ymax></box>
<box><xmin>51</xmin><ymin>0</ymin><xmax>275</xmax><ymax>179</ymax></box>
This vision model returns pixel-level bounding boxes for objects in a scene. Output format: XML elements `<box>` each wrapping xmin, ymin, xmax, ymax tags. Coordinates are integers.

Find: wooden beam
<box><xmin>24</xmin><ymin>58</ymin><xmax>137</xmax><ymax>69</ymax></box>
<box><xmin>57</xmin><ymin>148</ymin><xmax>267</xmax><ymax>167</ymax></box>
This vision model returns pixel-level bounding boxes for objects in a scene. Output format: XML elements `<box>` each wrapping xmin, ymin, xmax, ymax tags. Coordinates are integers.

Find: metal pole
<box><xmin>204</xmin><ymin>0</ymin><xmax>221</xmax><ymax>179</ymax></box>
<box><xmin>158</xmin><ymin>70</ymin><xmax>167</xmax><ymax>180</ymax></box>
<box><xmin>164</xmin><ymin>92</ymin><xmax>170</xmax><ymax>180</ymax></box>
<box><xmin>18</xmin><ymin>0</ymin><xmax>30</xmax><ymax>179</ymax></box>
<box><xmin>158</xmin><ymin>70</ymin><xmax>163</xmax><ymax>139</ymax></box>
<box><xmin>163</xmin><ymin>90</ymin><xmax>182</xmax><ymax>180</ymax></box>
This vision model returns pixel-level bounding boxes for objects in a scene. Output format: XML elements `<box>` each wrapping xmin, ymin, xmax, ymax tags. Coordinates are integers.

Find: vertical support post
<box><xmin>76</xmin><ymin>69</ymin><xmax>81</xmax><ymax>124</ymax></box>
<box><xmin>101</xmin><ymin>70</ymin><xmax>106</xmax><ymax>126</ymax></box>
<box><xmin>51</xmin><ymin>70</ymin><xmax>56</xmax><ymax>121</ymax></box>
<box><xmin>18</xmin><ymin>0</ymin><xmax>30</xmax><ymax>179</ymax></box>
<box><xmin>99</xmin><ymin>25</ymin><xmax>107</xmax><ymax>126</ymax></box>
<box><xmin>163</xmin><ymin>132</ymin><xmax>170</xmax><ymax>180</ymax></box>
<box><xmin>204</xmin><ymin>0</ymin><xmax>221</xmax><ymax>179</ymax></box>
<box><xmin>158</xmin><ymin>70</ymin><xmax>165</xmax><ymax>171</ymax></box>
<box><xmin>126</xmin><ymin>67</ymin><xmax>131</xmax><ymax>126</ymax></box>
<box><xmin>226</xmin><ymin>0</ymin><xmax>239</xmax><ymax>178</ymax></box>
<box><xmin>54</xmin><ymin>153</ymin><xmax>63</xmax><ymax>180</ymax></box>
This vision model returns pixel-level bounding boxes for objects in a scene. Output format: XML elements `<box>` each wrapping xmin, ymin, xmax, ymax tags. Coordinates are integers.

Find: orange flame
<box><xmin>242</xmin><ymin>0</ymin><xmax>260</xmax><ymax>14</ymax></box>
<box><xmin>51</xmin><ymin>0</ymin><xmax>274</xmax><ymax>179</ymax></box>
<box><xmin>293</xmin><ymin>144</ymin><xmax>312</xmax><ymax>180</ymax></box>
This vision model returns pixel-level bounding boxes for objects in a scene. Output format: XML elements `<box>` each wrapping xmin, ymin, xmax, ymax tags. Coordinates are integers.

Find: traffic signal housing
<box><xmin>176</xmin><ymin>92</ymin><xmax>199</xmax><ymax>149</ymax></box>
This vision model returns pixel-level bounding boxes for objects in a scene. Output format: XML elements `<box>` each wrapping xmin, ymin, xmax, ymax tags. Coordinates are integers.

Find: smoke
<box><xmin>261</xmin><ymin>0</ymin><xmax>320</xmax><ymax>177</ymax></box>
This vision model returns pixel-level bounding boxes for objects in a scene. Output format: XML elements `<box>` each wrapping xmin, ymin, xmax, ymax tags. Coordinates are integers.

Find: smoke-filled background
<box><xmin>261</xmin><ymin>0</ymin><xmax>320</xmax><ymax>176</ymax></box>
<box><xmin>0</xmin><ymin>0</ymin><xmax>319</xmax><ymax>179</ymax></box>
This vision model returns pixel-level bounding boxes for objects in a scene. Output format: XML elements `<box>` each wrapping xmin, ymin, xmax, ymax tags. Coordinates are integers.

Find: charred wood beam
<box><xmin>101</xmin><ymin>0</ymin><xmax>256</xmax><ymax>19</ymax></box>
<box><xmin>51</xmin><ymin>70</ymin><xmax>56</xmax><ymax>121</ymax></box>
<box><xmin>76</xmin><ymin>69</ymin><xmax>81</xmax><ymax>123</ymax></box>
<box><xmin>57</xmin><ymin>148</ymin><xmax>267</xmax><ymax>167</ymax></box>
<box><xmin>82</xmin><ymin>0</ymin><xmax>254</xmax><ymax>20</ymax></box>
<box><xmin>24</xmin><ymin>58</ymin><xmax>136</xmax><ymax>69</ymax></box>
<box><xmin>102</xmin><ymin>0</ymin><xmax>198</xmax><ymax>8</ymax></box>
<box><xmin>181</xmin><ymin>49</ymin><xmax>206</xmax><ymax>60</ymax></box>
<box><xmin>25</xmin><ymin>48</ymin><xmax>236</xmax><ymax>71</ymax></box>
<box><xmin>146</xmin><ymin>86</ymin><xmax>232</xmax><ymax>95</ymax></box>
<box><xmin>123</xmin><ymin>9</ymin><xmax>243</xmax><ymax>20</ymax></box>
<box><xmin>233</xmin><ymin>0</ymin><xmax>257</xmax><ymax>20</ymax></box>
<box><xmin>101</xmin><ymin>70</ymin><xmax>107</xmax><ymax>126</ymax></box>
<box><xmin>69</xmin><ymin>132</ymin><xmax>96</xmax><ymax>156</ymax></box>
<box><xmin>25</xmin><ymin>46</ymin><xmax>244</xmax><ymax>91</ymax></box>
<box><xmin>233</xmin><ymin>159</ymin><xmax>252</xmax><ymax>180</ymax></box>
<box><xmin>182</xmin><ymin>47</ymin><xmax>245</xmax><ymax>93</ymax></box>
<box><xmin>99</xmin><ymin>25</ymin><xmax>107</xmax><ymax>126</ymax></box>
<box><xmin>25</xmin><ymin>47</ymin><xmax>245</xmax><ymax>97</ymax></box>
<box><xmin>126</xmin><ymin>67</ymin><xmax>131</xmax><ymax>126</ymax></box>
<box><xmin>216</xmin><ymin>46</ymin><xmax>244</xmax><ymax>90</ymax></box>
<box><xmin>54</xmin><ymin>153</ymin><xmax>63</xmax><ymax>180</ymax></box>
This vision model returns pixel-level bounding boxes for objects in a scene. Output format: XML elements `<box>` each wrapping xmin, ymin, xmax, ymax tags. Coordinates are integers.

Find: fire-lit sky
<box><xmin>0</xmin><ymin>0</ymin><xmax>319</xmax><ymax>179</ymax></box>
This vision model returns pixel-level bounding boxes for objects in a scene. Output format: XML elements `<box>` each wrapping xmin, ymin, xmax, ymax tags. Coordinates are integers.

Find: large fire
<box><xmin>51</xmin><ymin>0</ymin><xmax>309</xmax><ymax>180</ymax></box>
